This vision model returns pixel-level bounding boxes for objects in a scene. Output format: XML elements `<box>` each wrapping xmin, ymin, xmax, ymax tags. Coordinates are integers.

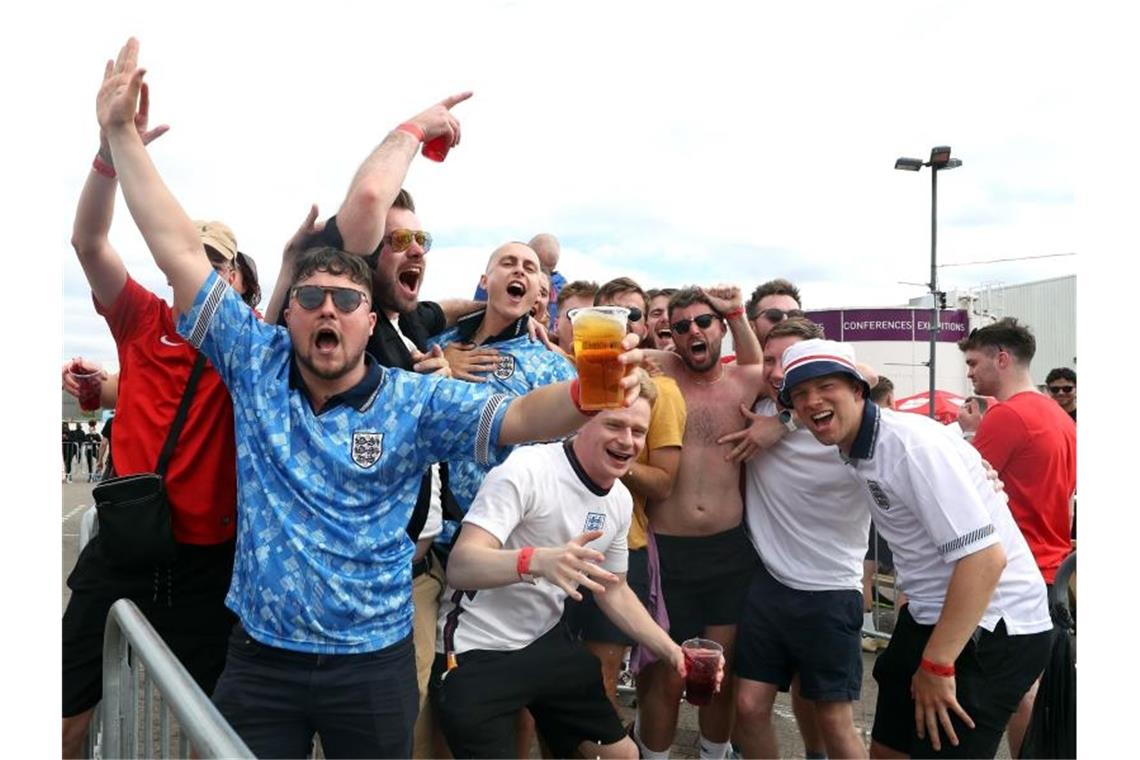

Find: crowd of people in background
<box><xmin>61</xmin><ymin>37</ymin><xmax>1077</xmax><ymax>760</ymax></box>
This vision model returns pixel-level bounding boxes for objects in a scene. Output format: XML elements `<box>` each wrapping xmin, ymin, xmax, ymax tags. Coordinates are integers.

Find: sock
<box><xmin>699</xmin><ymin>735</ymin><xmax>730</xmax><ymax>759</ymax></box>
<box><xmin>633</xmin><ymin>712</ymin><xmax>670</xmax><ymax>759</ymax></box>
<box><xmin>805</xmin><ymin>752</ymin><xmax>828</xmax><ymax>760</ymax></box>
<box><xmin>863</xmin><ymin>611</ymin><xmax>876</xmax><ymax>631</ymax></box>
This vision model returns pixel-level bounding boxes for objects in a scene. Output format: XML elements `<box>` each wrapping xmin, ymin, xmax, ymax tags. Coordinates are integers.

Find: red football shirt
<box><xmin>972</xmin><ymin>390</ymin><xmax>1076</xmax><ymax>583</ymax></box>
<box><xmin>96</xmin><ymin>277</ymin><xmax>237</xmax><ymax>545</ymax></box>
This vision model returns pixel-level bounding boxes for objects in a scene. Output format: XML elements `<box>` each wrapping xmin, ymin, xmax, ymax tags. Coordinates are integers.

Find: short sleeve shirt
<box><xmin>95</xmin><ymin>276</ymin><xmax>237</xmax><ymax>544</ymax></box>
<box><xmin>627</xmin><ymin>375</ymin><xmax>686</xmax><ymax>550</ymax></box>
<box><xmin>429</xmin><ymin>312</ymin><xmax>577</xmax><ymax>512</ymax></box>
<box><xmin>843</xmin><ymin>402</ymin><xmax>1050</xmax><ymax>634</ymax></box>
<box><xmin>437</xmin><ymin>440</ymin><xmax>632</xmax><ymax>654</ymax></box>
<box><xmin>743</xmin><ymin>398</ymin><xmax>870</xmax><ymax>592</ymax></box>
<box><xmin>972</xmin><ymin>391</ymin><xmax>1076</xmax><ymax>583</ymax></box>
<box><xmin>177</xmin><ymin>272</ymin><xmax>514</xmax><ymax>654</ymax></box>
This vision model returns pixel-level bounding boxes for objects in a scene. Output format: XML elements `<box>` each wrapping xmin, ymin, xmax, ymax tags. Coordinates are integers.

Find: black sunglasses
<box><xmin>626</xmin><ymin>307</ymin><xmax>643</xmax><ymax>323</ymax></box>
<box><xmin>759</xmin><ymin>308</ymin><xmax>805</xmax><ymax>322</ymax></box>
<box><xmin>291</xmin><ymin>285</ymin><xmax>369</xmax><ymax>313</ymax></box>
<box><xmin>671</xmin><ymin>313</ymin><xmax>719</xmax><ymax>335</ymax></box>
<box><xmin>1047</xmin><ymin>385</ymin><xmax>1075</xmax><ymax>395</ymax></box>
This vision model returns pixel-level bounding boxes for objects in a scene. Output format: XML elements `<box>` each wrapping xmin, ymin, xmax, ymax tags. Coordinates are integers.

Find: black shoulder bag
<box><xmin>92</xmin><ymin>354</ymin><xmax>208</xmax><ymax>568</ymax></box>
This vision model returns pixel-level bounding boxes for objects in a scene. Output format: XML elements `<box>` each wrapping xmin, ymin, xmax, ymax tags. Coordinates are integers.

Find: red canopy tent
<box><xmin>893</xmin><ymin>389</ymin><xmax>968</xmax><ymax>425</ymax></box>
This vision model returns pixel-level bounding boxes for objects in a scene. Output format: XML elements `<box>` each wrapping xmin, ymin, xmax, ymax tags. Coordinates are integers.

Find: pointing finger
<box><xmin>441</xmin><ymin>90</ymin><xmax>473</xmax><ymax>109</ymax></box>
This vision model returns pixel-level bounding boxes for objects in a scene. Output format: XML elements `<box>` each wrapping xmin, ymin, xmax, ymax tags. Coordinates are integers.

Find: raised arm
<box><xmin>264</xmin><ymin>204</ymin><xmax>324</xmax><ymax>324</ymax></box>
<box><xmin>703</xmin><ymin>285</ymin><xmax>760</xmax><ymax>365</ymax></box>
<box><xmin>336</xmin><ymin>92</ymin><xmax>472</xmax><ymax>255</ymax></box>
<box><xmin>97</xmin><ymin>38</ymin><xmax>207</xmax><ymax>315</ymax></box>
<box><xmin>72</xmin><ymin>57</ymin><xmax>169</xmax><ymax>308</ymax></box>
<box><xmin>497</xmin><ymin>335</ymin><xmax>643</xmax><ymax>445</ymax></box>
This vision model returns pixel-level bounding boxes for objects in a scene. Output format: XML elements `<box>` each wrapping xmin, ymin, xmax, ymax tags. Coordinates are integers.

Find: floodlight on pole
<box><xmin>893</xmin><ymin>146</ymin><xmax>962</xmax><ymax>418</ymax></box>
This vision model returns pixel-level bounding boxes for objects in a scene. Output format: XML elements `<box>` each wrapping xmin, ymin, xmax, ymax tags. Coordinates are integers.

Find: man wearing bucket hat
<box><xmin>779</xmin><ymin>338</ymin><xmax>1053</xmax><ymax>759</ymax></box>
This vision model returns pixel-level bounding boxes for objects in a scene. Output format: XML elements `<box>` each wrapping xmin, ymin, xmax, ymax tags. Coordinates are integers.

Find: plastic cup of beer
<box><xmin>68</xmin><ymin>360</ymin><xmax>103</xmax><ymax>412</ymax></box>
<box><xmin>570</xmin><ymin>306</ymin><xmax>629</xmax><ymax>411</ymax></box>
<box><xmin>681</xmin><ymin>637</ymin><xmax>723</xmax><ymax>706</ymax></box>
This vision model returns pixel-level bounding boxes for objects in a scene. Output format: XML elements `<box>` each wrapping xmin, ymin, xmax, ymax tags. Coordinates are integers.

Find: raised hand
<box><xmin>701</xmin><ymin>284</ymin><xmax>743</xmax><ymax>316</ymax></box>
<box><xmin>98</xmin><ymin>73</ymin><xmax>169</xmax><ymax>166</ymax></box>
<box><xmin>616</xmin><ymin>334</ymin><xmax>647</xmax><ymax>407</ymax></box>
<box><xmin>405</xmin><ymin>91</ymin><xmax>473</xmax><ymax>149</ymax></box>
<box><xmin>283</xmin><ymin>204</ymin><xmax>324</xmax><ymax>262</ymax></box>
<box><xmin>97</xmin><ymin>38</ymin><xmax>147</xmax><ymax>137</ymax></box>
<box><xmin>443</xmin><ymin>342</ymin><xmax>501</xmax><ymax>383</ymax></box>
<box><xmin>530</xmin><ymin>530</ymin><xmax>619</xmax><ymax>602</ymax></box>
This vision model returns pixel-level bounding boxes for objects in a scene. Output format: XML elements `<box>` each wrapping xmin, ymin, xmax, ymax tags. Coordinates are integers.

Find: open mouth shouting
<box><xmin>805</xmin><ymin>409</ymin><xmax>837</xmax><ymax>439</ymax></box>
<box><xmin>396</xmin><ymin>265</ymin><xmax>422</xmax><ymax>301</ymax></box>
<box><xmin>655</xmin><ymin>326</ymin><xmax>672</xmax><ymax>343</ymax></box>
<box><xmin>314</xmin><ymin>325</ymin><xmax>342</xmax><ymax>356</ymax></box>
<box><xmin>505</xmin><ymin>278</ymin><xmax>529</xmax><ymax>307</ymax></box>
<box><xmin>688</xmin><ymin>338</ymin><xmax>709</xmax><ymax>361</ymax></box>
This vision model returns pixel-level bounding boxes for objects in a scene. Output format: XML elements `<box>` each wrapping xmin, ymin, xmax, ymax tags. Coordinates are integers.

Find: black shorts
<box><xmin>62</xmin><ymin>536</ymin><xmax>236</xmax><ymax>717</ymax></box>
<box><xmin>564</xmin><ymin>548</ymin><xmax>650</xmax><ymax>646</ymax></box>
<box><xmin>735</xmin><ymin>561</ymin><xmax>863</xmax><ymax>701</ymax></box>
<box><xmin>872</xmin><ymin>605</ymin><xmax>1053</xmax><ymax>758</ymax></box>
<box><xmin>865</xmin><ymin>522</ymin><xmax>894</xmax><ymax>571</ymax></box>
<box><xmin>430</xmin><ymin>623</ymin><xmax>626</xmax><ymax>759</ymax></box>
<box><xmin>655</xmin><ymin>524</ymin><xmax>758</xmax><ymax>644</ymax></box>
<box><xmin>212</xmin><ymin>626</ymin><xmax>418</xmax><ymax>759</ymax></box>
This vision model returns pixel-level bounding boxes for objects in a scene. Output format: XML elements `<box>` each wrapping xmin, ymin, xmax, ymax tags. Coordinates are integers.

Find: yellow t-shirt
<box><xmin>627</xmin><ymin>375</ymin><xmax>687</xmax><ymax>550</ymax></box>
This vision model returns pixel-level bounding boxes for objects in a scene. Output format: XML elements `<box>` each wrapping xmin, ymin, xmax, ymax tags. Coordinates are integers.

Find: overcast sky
<box><xmin>54</xmin><ymin>0</ymin><xmax>1080</xmax><ymax>372</ymax></box>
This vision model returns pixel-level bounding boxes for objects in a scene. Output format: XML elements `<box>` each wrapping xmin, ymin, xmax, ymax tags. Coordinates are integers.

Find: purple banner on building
<box><xmin>803</xmin><ymin>308</ymin><xmax>968</xmax><ymax>343</ymax></box>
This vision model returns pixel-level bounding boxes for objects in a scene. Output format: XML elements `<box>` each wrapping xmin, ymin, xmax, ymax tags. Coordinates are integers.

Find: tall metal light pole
<box><xmin>895</xmin><ymin>147</ymin><xmax>962</xmax><ymax>418</ymax></box>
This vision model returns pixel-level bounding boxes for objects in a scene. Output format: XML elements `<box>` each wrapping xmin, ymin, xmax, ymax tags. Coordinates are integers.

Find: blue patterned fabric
<box><xmin>177</xmin><ymin>272</ymin><xmax>511</xmax><ymax>654</ymax></box>
<box><xmin>428</xmin><ymin>323</ymin><xmax>576</xmax><ymax>545</ymax></box>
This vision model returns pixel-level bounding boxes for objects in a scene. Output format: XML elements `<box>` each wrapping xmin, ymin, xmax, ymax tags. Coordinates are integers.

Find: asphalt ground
<box><xmin>61</xmin><ymin>480</ymin><xmax>1011</xmax><ymax>758</ymax></box>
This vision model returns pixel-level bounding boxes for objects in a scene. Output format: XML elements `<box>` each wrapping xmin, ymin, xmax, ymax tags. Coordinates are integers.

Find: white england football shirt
<box><xmin>843</xmin><ymin>404</ymin><xmax>1051</xmax><ymax>634</ymax></box>
<box><xmin>438</xmin><ymin>440</ymin><xmax>632</xmax><ymax>654</ymax></box>
<box><xmin>743</xmin><ymin>398</ymin><xmax>870</xmax><ymax>592</ymax></box>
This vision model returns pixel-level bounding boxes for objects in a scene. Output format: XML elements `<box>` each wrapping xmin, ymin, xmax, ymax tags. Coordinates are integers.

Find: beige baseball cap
<box><xmin>193</xmin><ymin>220</ymin><xmax>237</xmax><ymax>262</ymax></box>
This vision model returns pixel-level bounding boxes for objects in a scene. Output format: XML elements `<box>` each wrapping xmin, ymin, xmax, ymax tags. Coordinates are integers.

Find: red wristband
<box><xmin>920</xmin><ymin>658</ymin><xmax>955</xmax><ymax>678</ymax></box>
<box><xmin>517</xmin><ymin>546</ymin><xmax>536</xmax><ymax>581</ymax></box>
<box><xmin>92</xmin><ymin>155</ymin><xmax>116</xmax><ymax>179</ymax></box>
<box><xmin>395</xmin><ymin>122</ymin><xmax>425</xmax><ymax>143</ymax></box>
<box><xmin>569</xmin><ymin>379</ymin><xmax>600</xmax><ymax>417</ymax></box>
<box><xmin>724</xmin><ymin>306</ymin><xmax>745</xmax><ymax>320</ymax></box>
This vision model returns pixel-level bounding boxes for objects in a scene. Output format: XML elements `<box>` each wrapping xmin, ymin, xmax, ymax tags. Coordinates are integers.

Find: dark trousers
<box><xmin>211</xmin><ymin>626</ymin><xmax>418</xmax><ymax>759</ymax></box>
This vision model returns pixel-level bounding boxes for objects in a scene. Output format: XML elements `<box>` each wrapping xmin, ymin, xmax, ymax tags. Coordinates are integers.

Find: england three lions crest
<box><xmin>584</xmin><ymin>512</ymin><xmax>606</xmax><ymax>532</ymax></box>
<box><xmin>493</xmin><ymin>354</ymin><xmax>516</xmax><ymax>380</ymax></box>
<box><xmin>352</xmin><ymin>431</ymin><xmax>383</xmax><ymax>468</ymax></box>
<box><xmin>867</xmin><ymin>479</ymin><xmax>891</xmax><ymax>511</ymax></box>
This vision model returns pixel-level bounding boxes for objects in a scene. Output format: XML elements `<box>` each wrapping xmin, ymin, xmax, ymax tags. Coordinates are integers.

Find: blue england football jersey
<box><xmin>429</xmin><ymin>313</ymin><xmax>576</xmax><ymax>536</ymax></box>
<box><xmin>178</xmin><ymin>273</ymin><xmax>512</xmax><ymax>654</ymax></box>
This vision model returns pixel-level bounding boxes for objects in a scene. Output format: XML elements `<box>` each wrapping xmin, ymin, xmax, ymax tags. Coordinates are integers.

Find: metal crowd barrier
<box><xmin>75</xmin><ymin>507</ymin><xmax>252</xmax><ymax>759</ymax></box>
<box><xmin>101</xmin><ymin>599</ymin><xmax>253</xmax><ymax>759</ymax></box>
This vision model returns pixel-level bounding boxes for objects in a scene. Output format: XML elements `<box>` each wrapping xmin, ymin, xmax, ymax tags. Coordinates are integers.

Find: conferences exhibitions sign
<box><xmin>805</xmin><ymin>309</ymin><xmax>970</xmax><ymax>343</ymax></box>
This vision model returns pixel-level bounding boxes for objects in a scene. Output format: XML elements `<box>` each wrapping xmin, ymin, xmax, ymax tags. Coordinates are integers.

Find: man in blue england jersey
<box><xmin>97</xmin><ymin>37</ymin><xmax>644</xmax><ymax>759</ymax></box>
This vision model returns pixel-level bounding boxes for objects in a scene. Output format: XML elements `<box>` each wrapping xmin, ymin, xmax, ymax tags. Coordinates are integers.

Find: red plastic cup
<box><xmin>69</xmin><ymin>360</ymin><xmax>103</xmax><ymax>412</ymax></box>
<box><xmin>681</xmin><ymin>638</ymin><xmax>722</xmax><ymax>706</ymax></box>
<box><xmin>422</xmin><ymin>135</ymin><xmax>452</xmax><ymax>162</ymax></box>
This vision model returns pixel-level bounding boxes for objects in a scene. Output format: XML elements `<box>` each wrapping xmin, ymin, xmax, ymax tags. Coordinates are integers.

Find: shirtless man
<box><xmin>632</xmin><ymin>285</ymin><xmax>787</xmax><ymax>760</ymax></box>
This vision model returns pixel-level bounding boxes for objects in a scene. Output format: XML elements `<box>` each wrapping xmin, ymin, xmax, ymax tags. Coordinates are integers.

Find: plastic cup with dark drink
<box><xmin>69</xmin><ymin>360</ymin><xmax>103</xmax><ymax>412</ymax></box>
<box><xmin>570</xmin><ymin>306</ymin><xmax>629</xmax><ymax>411</ymax></box>
<box><xmin>682</xmin><ymin>637</ymin><xmax>723</xmax><ymax>706</ymax></box>
<box><xmin>422</xmin><ymin>135</ymin><xmax>452</xmax><ymax>162</ymax></box>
